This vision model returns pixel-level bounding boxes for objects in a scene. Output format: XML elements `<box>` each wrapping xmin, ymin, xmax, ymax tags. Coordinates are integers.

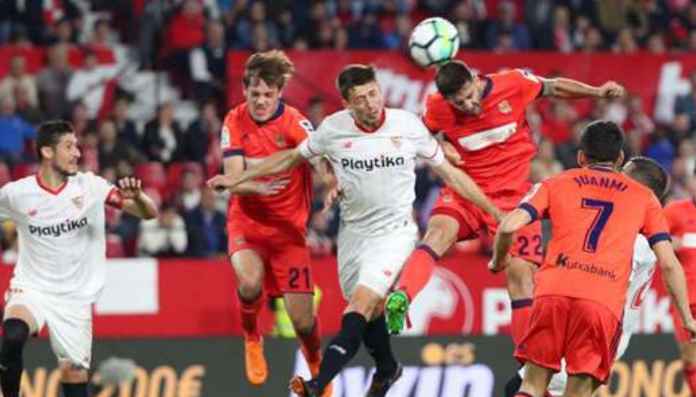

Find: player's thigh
<box><xmin>563</xmin><ymin>374</ymin><xmax>600</xmax><ymax>397</ymax></box>
<box><xmin>283</xmin><ymin>292</ymin><xmax>315</xmax><ymax>333</ymax></box>
<box><xmin>346</xmin><ymin>284</ymin><xmax>384</xmax><ymax>320</ymax></box>
<box><xmin>423</xmin><ymin>214</ymin><xmax>461</xmax><ymax>256</ymax></box>
<box><xmin>4</xmin><ymin>288</ymin><xmax>45</xmax><ymax>334</ymax></box>
<box><xmin>514</xmin><ymin>296</ymin><xmax>569</xmax><ymax>372</ymax></box>
<box><xmin>230</xmin><ymin>249</ymin><xmax>266</xmax><ymax>290</ymax></box>
<box><xmin>504</xmin><ymin>257</ymin><xmax>536</xmax><ymax>300</ymax></box>
<box><xmin>46</xmin><ymin>298</ymin><xmax>93</xmax><ymax>371</ymax></box>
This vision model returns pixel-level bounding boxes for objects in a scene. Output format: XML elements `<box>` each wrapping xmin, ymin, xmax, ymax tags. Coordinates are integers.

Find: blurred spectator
<box><xmin>97</xmin><ymin>118</ymin><xmax>141</xmax><ymax>170</ymax></box>
<box><xmin>645</xmin><ymin>127</ymin><xmax>676</xmax><ymax>171</ymax></box>
<box><xmin>571</xmin><ymin>15</ymin><xmax>591</xmax><ymax>49</ymax></box>
<box><xmin>540</xmin><ymin>99</ymin><xmax>577</xmax><ymax>144</ymax></box>
<box><xmin>80</xmin><ymin>131</ymin><xmax>99</xmax><ymax>172</ymax></box>
<box><xmin>383</xmin><ymin>13</ymin><xmax>412</xmax><ymax>50</ymax></box>
<box><xmin>137</xmin><ymin>203</ymin><xmax>188</xmax><ymax>257</ymax></box>
<box><xmin>165</xmin><ymin>0</ymin><xmax>205</xmax><ymax>52</ymax></box>
<box><xmin>137</xmin><ymin>0</ymin><xmax>174</xmax><ymax>69</ymax></box>
<box><xmin>298</xmin><ymin>1</ymin><xmax>329</xmax><ymax>48</ymax></box>
<box><xmin>177</xmin><ymin>169</ymin><xmax>203</xmax><ymax>211</ymax></box>
<box><xmin>250</xmin><ymin>23</ymin><xmax>276</xmax><ymax>52</ymax></box>
<box><xmin>183</xmin><ymin>187</ymin><xmax>226</xmax><ymax>257</ymax></box>
<box><xmin>485</xmin><ymin>1</ymin><xmax>531</xmax><ymax>50</ymax></box>
<box><xmin>183</xmin><ymin>101</ymin><xmax>221</xmax><ymax>163</ymax></box>
<box><xmin>37</xmin><ymin>43</ymin><xmax>73</xmax><ymax>119</ymax></box>
<box><xmin>612</xmin><ymin>27</ymin><xmax>639</xmax><ymax>53</ymax></box>
<box><xmin>142</xmin><ymin>102</ymin><xmax>184</xmax><ymax>163</ymax></box>
<box><xmin>66</xmin><ymin>51</ymin><xmax>118</xmax><ymax>119</ymax></box>
<box><xmin>668</xmin><ymin>113</ymin><xmax>692</xmax><ymax>145</ymax></box>
<box><xmin>334</xmin><ymin>26</ymin><xmax>349</xmax><ymax>50</ymax></box>
<box><xmin>348</xmin><ymin>12</ymin><xmax>384</xmax><ymax>48</ymax></box>
<box><xmin>550</xmin><ymin>6</ymin><xmax>572</xmax><ymax>53</ymax></box>
<box><xmin>524</xmin><ymin>0</ymin><xmax>553</xmax><ymax>48</ymax></box>
<box><xmin>646</xmin><ymin>32</ymin><xmax>667</xmax><ymax>53</ymax></box>
<box><xmin>530</xmin><ymin>138</ymin><xmax>562</xmax><ymax>182</ymax></box>
<box><xmin>232</xmin><ymin>0</ymin><xmax>279</xmax><ymax>49</ymax></box>
<box><xmin>190</xmin><ymin>20</ymin><xmax>228</xmax><ymax>104</ymax></box>
<box><xmin>276</xmin><ymin>9</ymin><xmax>298</xmax><ymax>47</ymax></box>
<box><xmin>451</xmin><ymin>0</ymin><xmax>482</xmax><ymax>49</ymax></box>
<box><xmin>112</xmin><ymin>97</ymin><xmax>140</xmax><ymax>149</ymax></box>
<box><xmin>69</xmin><ymin>102</ymin><xmax>96</xmax><ymax>137</ymax></box>
<box><xmin>675</xmin><ymin>70</ymin><xmax>696</xmax><ymax>129</ymax></box>
<box><xmin>0</xmin><ymin>96</ymin><xmax>36</xmax><ymax>165</ymax></box>
<box><xmin>0</xmin><ymin>56</ymin><xmax>38</xmax><ymax>108</ymax></box>
<box><xmin>49</xmin><ymin>17</ymin><xmax>78</xmax><ymax>45</ymax></box>
<box><xmin>623</xmin><ymin>95</ymin><xmax>655</xmax><ymax>138</ymax></box>
<box><xmin>307</xmin><ymin>96</ymin><xmax>326</xmax><ymax>129</ymax></box>
<box><xmin>582</xmin><ymin>26</ymin><xmax>604</xmax><ymax>52</ymax></box>
<box><xmin>15</xmin><ymin>85</ymin><xmax>43</xmax><ymax>124</ymax></box>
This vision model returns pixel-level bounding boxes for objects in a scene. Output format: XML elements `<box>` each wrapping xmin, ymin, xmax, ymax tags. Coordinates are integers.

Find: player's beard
<box><xmin>53</xmin><ymin>161</ymin><xmax>77</xmax><ymax>178</ymax></box>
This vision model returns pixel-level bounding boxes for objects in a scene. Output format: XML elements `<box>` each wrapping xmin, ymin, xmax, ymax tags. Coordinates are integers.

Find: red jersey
<box><xmin>521</xmin><ymin>167</ymin><xmax>670</xmax><ymax>319</ymax></box>
<box><xmin>221</xmin><ymin>102</ymin><xmax>313</xmax><ymax>238</ymax></box>
<box><xmin>423</xmin><ymin>69</ymin><xmax>542</xmax><ymax>195</ymax></box>
<box><xmin>664</xmin><ymin>199</ymin><xmax>696</xmax><ymax>303</ymax></box>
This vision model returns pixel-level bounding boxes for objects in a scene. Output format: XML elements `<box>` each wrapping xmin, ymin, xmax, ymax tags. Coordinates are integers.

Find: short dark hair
<box><xmin>243</xmin><ymin>50</ymin><xmax>295</xmax><ymax>89</ymax></box>
<box><xmin>336</xmin><ymin>64</ymin><xmax>376</xmax><ymax>100</ymax></box>
<box><xmin>624</xmin><ymin>156</ymin><xmax>670</xmax><ymax>200</ymax></box>
<box><xmin>435</xmin><ymin>60</ymin><xmax>474</xmax><ymax>98</ymax></box>
<box><xmin>36</xmin><ymin>120</ymin><xmax>74</xmax><ymax>160</ymax></box>
<box><xmin>579</xmin><ymin>120</ymin><xmax>624</xmax><ymax>163</ymax></box>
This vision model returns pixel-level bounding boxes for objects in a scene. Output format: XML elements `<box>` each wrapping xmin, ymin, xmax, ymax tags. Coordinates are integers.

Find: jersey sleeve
<box><xmin>641</xmin><ymin>196</ymin><xmax>671</xmax><ymax>246</ymax></box>
<box><xmin>220</xmin><ymin>112</ymin><xmax>244</xmax><ymax>158</ymax></box>
<box><xmin>414</xmin><ymin>119</ymin><xmax>445</xmax><ymax>166</ymax></box>
<box><xmin>518</xmin><ymin>182</ymin><xmax>549</xmax><ymax>222</ymax></box>
<box><xmin>513</xmin><ymin>69</ymin><xmax>544</xmax><ymax>107</ymax></box>
<box><xmin>297</xmin><ymin>122</ymin><xmax>327</xmax><ymax>159</ymax></box>
<box><xmin>287</xmin><ymin>113</ymin><xmax>315</xmax><ymax>147</ymax></box>
<box><xmin>90</xmin><ymin>173</ymin><xmax>123</xmax><ymax>209</ymax></box>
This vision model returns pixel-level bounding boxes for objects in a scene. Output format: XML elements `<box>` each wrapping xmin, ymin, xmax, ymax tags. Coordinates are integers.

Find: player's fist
<box><xmin>598</xmin><ymin>81</ymin><xmax>625</xmax><ymax>99</ymax></box>
<box><xmin>207</xmin><ymin>174</ymin><xmax>235</xmax><ymax>191</ymax></box>
<box><xmin>685</xmin><ymin>318</ymin><xmax>696</xmax><ymax>341</ymax></box>
<box><xmin>117</xmin><ymin>177</ymin><xmax>142</xmax><ymax>199</ymax></box>
<box><xmin>488</xmin><ymin>253</ymin><xmax>511</xmax><ymax>273</ymax></box>
<box><xmin>442</xmin><ymin>140</ymin><xmax>464</xmax><ymax>166</ymax></box>
<box><xmin>322</xmin><ymin>187</ymin><xmax>342</xmax><ymax>213</ymax></box>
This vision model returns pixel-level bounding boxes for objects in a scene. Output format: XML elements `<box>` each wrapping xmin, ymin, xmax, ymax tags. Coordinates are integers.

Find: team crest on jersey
<box><xmin>390</xmin><ymin>136</ymin><xmax>402</xmax><ymax>149</ymax></box>
<box><xmin>275</xmin><ymin>134</ymin><xmax>287</xmax><ymax>148</ymax></box>
<box><xmin>220</xmin><ymin>126</ymin><xmax>230</xmax><ymax>149</ymax></box>
<box><xmin>27</xmin><ymin>209</ymin><xmax>37</xmax><ymax>217</ymax></box>
<box><xmin>343</xmin><ymin>140</ymin><xmax>353</xmax><ymax>149</ymax></box>
<box><xmin>498</xmin><ymin>100</ymin><xmax>512</xmax><ymax>114</ymax></box>
<box><xmin>72</xmin><ymin>195</ymin><xmax>84</xmax><ymax>209</ymax></box>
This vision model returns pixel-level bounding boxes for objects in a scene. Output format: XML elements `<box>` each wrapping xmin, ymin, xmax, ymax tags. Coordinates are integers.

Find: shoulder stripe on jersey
<box><xmin>223</xmin><ymin>148</ymin><xmax>244</xmax><ymax>158</ymax></box>
<box><xmin>518</xmin><ymin>203</ymin><xmax>538</xmax><ymax>222</ymax></box>
<box><xmin>648</xmin><ymin>232</ymin><xmax>671</xmax><ymax>246</ymax></box>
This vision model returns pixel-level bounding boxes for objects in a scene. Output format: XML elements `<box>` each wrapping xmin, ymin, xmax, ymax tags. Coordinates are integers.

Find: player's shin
<box><xmin>239</xmin><ymin>292</ymin><xmax>264</xmax><ymax>341</ymax></box>
<box><xmin>395</xmin><ymin>244</ymin><xmax>440</xmax><ymax>301</ymax></box>
<box><xmin>0</xmin><ymin>319</ymin><xmax>30</xmax><ymax>397</ymax></box>
<box><xmin>313</xmin><ymin>312</ymin><xmax>367</xmax><ymax>392</ymax></box>
<box><xmin>363</xmin><ymin>315</ymin><xmax>397</xmax><ymax>377</ymax></box>
<box><xmin>683</xmin><ymin>361</ymin><xmax>696</xmax><ymax>394</ymax></box>
<box><xmin>298</xmin><ymin>318</ymin><xmax>322</xmax><ymax>367</ymax></box>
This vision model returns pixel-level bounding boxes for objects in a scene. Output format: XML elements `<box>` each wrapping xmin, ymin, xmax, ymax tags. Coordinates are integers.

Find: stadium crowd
<box><xmin>1</xmin><ymin>0</ymin><xmax>696</xmax><ymax>260</ymax></box>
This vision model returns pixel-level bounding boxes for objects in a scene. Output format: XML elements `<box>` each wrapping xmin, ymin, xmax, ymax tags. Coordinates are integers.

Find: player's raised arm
<box><xmin>431</xmin><ymin>160</ymin><xmax>502</xmax><ymax>221</ymax></box>
<box><xmin>116</xmin><ymin>177</ymin><xmax>158</xmax><ymax>219</ymax></box>
<box><xmin>540</xmin><ymin>75</ymin><xmax>625</xmax><ymax>99</ymax></box>
<box><xmin>209</xmin><ymin>148</ymin><xmax>305</xmax><ymax>191</ymax></box>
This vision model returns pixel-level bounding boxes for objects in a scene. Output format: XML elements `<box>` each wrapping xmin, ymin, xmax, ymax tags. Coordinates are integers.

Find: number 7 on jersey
<box><xmin>581</xmin><ymin>198</ymin><xmax>614</xmax><ymax>253</ymax></box>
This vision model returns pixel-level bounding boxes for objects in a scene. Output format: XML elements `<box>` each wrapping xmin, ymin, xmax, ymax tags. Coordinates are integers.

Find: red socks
<box><xmin>684</xmin><ymin>362</ymin><xmax>696</xmax><ymax>394</ymax></box>
<box><xmin>396</xmin><ymin>245</ymin><xmax>440</xmax><ymax>300</ymax></box>
<box><xmin>239</xmin><ymin>293</ymin><xmax>264</xmax><ymax>341</ymax></box>
<box><xmin>298</xmin><ymin>318</ymin><xmax>322</xmax><ymax>363</ymax></box>
<box><xmin>510</xmin><ymin>299</ymin><xmax>533</xmax><ymax>346</ymax></box>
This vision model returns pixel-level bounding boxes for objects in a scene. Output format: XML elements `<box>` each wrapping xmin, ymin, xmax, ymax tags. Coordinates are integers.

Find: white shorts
<box><xmin>336</xmin><ymin>223</ymin><xmax>418</xmax><ymax>299</ymax></box>
<box><xmin>4</xmin><ymin>287</ymin><xmax>92</xmax><ymax>369</ymax></box>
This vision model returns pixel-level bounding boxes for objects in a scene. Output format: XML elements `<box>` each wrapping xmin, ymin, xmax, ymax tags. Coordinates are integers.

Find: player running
<box><xmin>0</xmin><ymin>120</ymin><xmax>158</xmax><ymax>397</ymax></box>
<box><xmin>508</xmin><ymin>156</ymin><xmax>669</xmax><ymax>397</ymax></box>
<box><xmin>664</xmin><ymin>168</ymin><xmax>696</xmax><ymax>395</ymax></box>
<box><xmin>385</xmin><ymin>60</ymin><xmax>626</xmax><ymax>339</ymax></box>
<box><xmin>492</xmin><ymin>121</ymin><xmax>696</xmax><ymax>397</ymax></box>
<box><xmin>208</xmin><ymin>64</ymin><xmax>501</xmax><ymax>397</ymax></box>
<box><xmin>218</xmin><ymin>50</ymin><xmax>328</xmax><ymax>390</ymax></box>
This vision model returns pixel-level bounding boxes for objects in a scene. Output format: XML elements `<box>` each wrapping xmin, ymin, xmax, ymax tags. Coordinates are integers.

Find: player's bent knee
<box><xmin>289</xmin><ymin>312</ymin><xmax>315</xmax><ymax>335</ymax></box>
<box><xmin>505</xmin><ymin>259</ymin><xmax>534</xmax><ymax>298</ymax></box>
<box><xmin>680</xmin><ymin>342</ymin><xmax>696</xmax><ymax>365</ymax></box>
<box><xmin>347</xmin><ymin>287</ymin><xmax>382</xmax><ymax>320</ymax></box>
<box><xmin>424</xmin><ymin>217</ymin><xmax>459</xmax><ymax>254</ymax></box>
<box><xmin>59</xmin><ymin>361</ymin><xmax>89</xmax><ymax>383</ymax></box>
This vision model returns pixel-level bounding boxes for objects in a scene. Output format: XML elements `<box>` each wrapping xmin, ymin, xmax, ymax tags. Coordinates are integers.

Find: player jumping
<box><xmin>218</xmin><ymin>50</ymin><xmax>328</xmax><ymax>391</ymax></box>
<box><xmin>492</xmin><ymin>121</ymin><xmax>696</xmax><ymax>397</ymax></box>
<box><xmin>208</xmin><ymin>64</ymin><xmax>501</xmax><ymax>397</ymax></box>
<box><xmin>0</xmin><ymin>120</ymin><xmax>158</xmax><ymax>397</ymax></box>
<box><xmin>385</xmin><ymin>60</ymin><xmax>626</xmax><ymax>340</ymax></box>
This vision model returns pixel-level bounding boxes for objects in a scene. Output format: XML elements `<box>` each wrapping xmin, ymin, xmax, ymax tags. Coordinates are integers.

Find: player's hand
<box><xmin>322</xmin><ymin>187</ymin><xmax>342</xmax><ymax>213</ymax></box>
<box><xmin>488</xmin><ymin>254</ymin><xmax>511</xmax><ymax>274</ymax></box>
<box><xmin>207</xmin><ymin>174</ymin><xmax>236</xmax><ymax>191</ymax></box>
<box><xmin>255</xmin><ymin>178</ymin><xmax>289</xmax><ymax>196</ymax></box>
<box><xmin>117</xmin><ymin>177</ymin><xmax>143</xmax><ymax>199</ymax></box>
<box><xmin>442</xmin><ymin>141</ymin><xmax>463</xmax><ymax>166</ymax></box>
<box><xmin>598</xmin><ymin>81</ymin><xmax>625</xmax><ymax>99</ymax></box>
<box><xmin>493</xmin><ymin>209</ymin><xmax>508</xmax><ymax>224</ymax></box>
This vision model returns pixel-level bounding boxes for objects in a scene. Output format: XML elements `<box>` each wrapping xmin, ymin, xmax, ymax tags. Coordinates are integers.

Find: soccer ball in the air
<box><xmin>408</xmin><ymin>17</ymin><xmax>460</xmax><ymax>68</ymax></box>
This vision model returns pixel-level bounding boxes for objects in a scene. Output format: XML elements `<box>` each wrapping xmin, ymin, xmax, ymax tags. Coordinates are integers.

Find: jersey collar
<box><xmin>250</xmin><ymin>101</ymin><xmax>286</xmax><ymax>126</ymax></box>
<box><xmin>587</xmin><ymin>164</ymin><xmax>616</xmax><ymax>173</ymax></box>
<box><xmin>36</xmin><ymin>173</ymin><xmax>68</xmax><ymax>195</ymax></box>
<box><xmin>353</xmin><ymin>110</ymin><xmax>386</xmax><ymax>133</ymax></box>
<box><xmin>480</xmin><ymin>76</ymin><xmax>493</xmax><ymax>100</ymax></box>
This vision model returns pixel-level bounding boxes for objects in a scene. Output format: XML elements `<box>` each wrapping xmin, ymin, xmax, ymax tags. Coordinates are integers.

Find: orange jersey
<box><xmin>520</xmin><ymin>166</ymin><xmax>670</xmax><ymax>319</ymax></box>
<box><xmin>221</xmin><ymin>102</ymin><xmax>313</xmax><ymax>238</ymax></box>
<box><xmin>664</xmin><ymin>199</ymin><xmax>696</xmax><ymax>303</ymax></box>
<box><xmin>423</xmin><ymin>69</ymin><xmax>542</xmax><ymax>195</ymax></box>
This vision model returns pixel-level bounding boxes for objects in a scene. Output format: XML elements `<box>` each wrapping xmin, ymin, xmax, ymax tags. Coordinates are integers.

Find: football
<box><xmin>408</xmin><ymin>17</ymin><xmax>460</xmax><ymax>68</ymax></box>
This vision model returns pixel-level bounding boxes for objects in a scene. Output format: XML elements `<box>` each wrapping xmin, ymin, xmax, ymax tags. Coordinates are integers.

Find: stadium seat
<box><xmin>11</xmin><ymin>163</ymin><xmax>38</xmax><ymax>180</ymax></box>
<box><xmin>134</xmin><ymin>162</ymin><xmax>167</xmax><ymax>194</ymax></box>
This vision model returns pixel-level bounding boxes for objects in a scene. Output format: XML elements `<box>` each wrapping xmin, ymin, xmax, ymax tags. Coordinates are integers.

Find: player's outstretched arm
<box><xmin>542</xmin><ymin>77</ymin><xmax>625</xmax><ymax>100</ymax></box>
<box><xmin>653</xmin><ymin>241</ymin><xmax>696</xmax><ymax>337</ymax></box>
<box><xmin>490</xmin><ymin>209</ymin><xmax>532</xmax><ymax>272</ymax></box>
<box><xmin>117</xmin><ymin>177</ymin><xmax>159</xmax><ymax>219</ymax></box>
<box><xmin>208</xmin><ymin>148</ymin><xmax>305</xmax><ymax>192</ymax></box>
<box><xmin>431</xmin><ymin>160</ymin><xmax>502</xmax><ymax>221</ymax></box>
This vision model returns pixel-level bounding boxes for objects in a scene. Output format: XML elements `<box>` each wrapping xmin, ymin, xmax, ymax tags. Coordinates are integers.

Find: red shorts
<box><xmin>514</xmin><ymin>296</ymin><xmax>622</xmax><ymax>384</ymax></box>
<box><xmin>227</xmin><ymin>221</ymin><xmax>313</xmax><ymax>298</ymax></box>
<box><xmin>670</xmin><ymin>303</ymin><xmax>696</xmax><ymax>343</ymax></box>
<box><xmin>431</xmin><ymin>188</ymin><xmax>543</xmax><ymax>264</ymax></box>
